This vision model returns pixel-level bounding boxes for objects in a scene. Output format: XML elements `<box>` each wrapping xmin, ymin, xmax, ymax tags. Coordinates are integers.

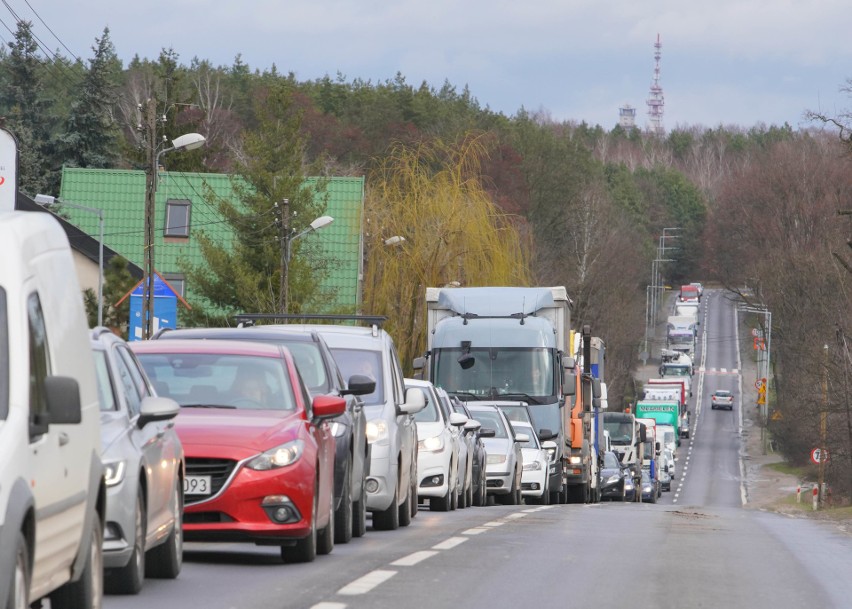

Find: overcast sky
<box><xmin>6</xmin><ymin>1</ymin><xmax>851</xmax><ymax>131</ymax></box>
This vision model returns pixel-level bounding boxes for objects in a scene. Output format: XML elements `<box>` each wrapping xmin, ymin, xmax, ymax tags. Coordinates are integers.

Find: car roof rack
<box><xmin>233</xmin><ymin>313</ymin><xmax>388</xmax><ymax>329</ymax></box>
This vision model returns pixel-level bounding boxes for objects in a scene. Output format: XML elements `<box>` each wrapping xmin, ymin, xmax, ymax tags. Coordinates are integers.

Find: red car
<box><xmin>130</xmin><ymin>339</ymin><xmax>345</xmax><ymax>563</ymax></box>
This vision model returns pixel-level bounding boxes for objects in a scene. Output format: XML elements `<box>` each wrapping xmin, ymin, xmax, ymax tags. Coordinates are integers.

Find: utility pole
<box><xmin>277</xmin><ymin>198</ymin><xmax>290</xmax><ymax>314</ymax></box>
<box><xmin>819</xmin><ymin>343</ymin><xmax>828</xmax><ymax>507</ymax></box>
<box><xmin>142</xmin><ymin>98</ymin><xmax>158</xmax><ymax>340</ymax></box>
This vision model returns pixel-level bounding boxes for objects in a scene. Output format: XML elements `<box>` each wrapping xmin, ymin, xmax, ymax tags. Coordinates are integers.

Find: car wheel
<box><xmin>51</xmin><ymin>510</ymin><xmax>103</xmax><ymax>609</ymax></box>
<box><xmin>146</xmin><ymin>480</ymin><xmax>183</xmax><ymax>579</ymax></box>
<box><xmin>334</xmin><ymin>464</ymin><xmax>353</xmax><ymax>544</ymax></box>
<box><xmin>467</xmin><ymin>474</ymin><xmax>474</xmax><ymax>508</ymax></box>
<box><xmin>398</xmin><ymin>477</ymin><xmax>412</xmax><ymax>527</ymax></box>
<box><xmin>107</xmin><ymin>490</ymin><xmax>146</xmax><ymax>595</ymax></box>
<box><xmin>409</xmin><ymin>462</ymin><xmax>418</xmax><ymax>519</ymax></box>
<box><xmin>450</xmin><ymin>467</ymin><xmax>459</xmax><ymax>511</ymax></box>
<box><xmin>317</xmin><ymin>488</ymin><xmax>335</xmax><ymax>556</ymax></box>
<box><xmin>8</xmin><ymin>531</ymin><xmax>29</xmax><ymax>609</ymax></box>
<box><xmin>284</xmin><ymin>488</ymin><xmax>317</xmax><ymax>563</ymax></box>
<box><xmin>351</xmin><ymin>477</ymin><xmax>367</xmax><ymax>538</ymax></box>
<box><xmin>372</xmin><ymin>483</ymin><xmax>399</xmax><ymax>531</ymax></box>
<box><xmin>431</xmin><ymin>484</ymin><xmax>450</xmax><ymax>511</ymax></box>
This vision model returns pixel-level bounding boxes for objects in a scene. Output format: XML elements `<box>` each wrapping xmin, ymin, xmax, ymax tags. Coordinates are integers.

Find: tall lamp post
<box><xmin>142</xmin><ymin>124</ymin><xmax>206</xmax><ymax>340</ymax></box>
<box><xmin>740</xmin><ymin>304</ymin><xmax>772</xmax><ymax>454</ymax></box>
<box><xmin>35</xmin><ymin>194</ymin><xmax>105</xmax><ymax>327</ymax></box>
<box><xmin>279</xmin><ymin>210</ymin><xmax>334</xmax><ymax>314</ymax></box>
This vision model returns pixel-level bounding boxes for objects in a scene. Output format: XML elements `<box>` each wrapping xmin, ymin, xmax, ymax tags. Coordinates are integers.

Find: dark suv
<box><xmin>153</xmin><ymin>326</ymin><xmax>373</xmax><ymax>544</ymax></box>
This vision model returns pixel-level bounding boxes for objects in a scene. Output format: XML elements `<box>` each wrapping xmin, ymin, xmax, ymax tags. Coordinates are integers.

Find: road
<box><xmin>104</xmin><ymin>289</ymin><xmax>852</xmax><ymax>609</ymax></box>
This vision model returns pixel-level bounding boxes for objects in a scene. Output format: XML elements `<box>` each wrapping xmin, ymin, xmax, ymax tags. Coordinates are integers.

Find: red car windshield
<box><xmin>136</xmin><ymin>352</ymin><xmax>297</xmax><ymax>411</ymax></box>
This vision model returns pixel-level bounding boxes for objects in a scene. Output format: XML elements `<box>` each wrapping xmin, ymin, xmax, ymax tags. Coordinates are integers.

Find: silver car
<box><xmin>91</xmin><ymin>328</ymin><xmax>184</xmax><ymax>594</ymax></box>
<box><xmin>466</xmin><ymin>404</ymin><xmax>525</xmax><ymax>505</ymax></box>
<box><xmin>290</xmin><ymin>324</ymin><xmax>426</xmax><ymax>530</ymax></box>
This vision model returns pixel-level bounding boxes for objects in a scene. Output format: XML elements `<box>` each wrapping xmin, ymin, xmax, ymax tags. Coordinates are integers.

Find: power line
<box><xmin>20</xmin><ymin>0</ymin><xmax>79</xmax><ymax>62</ymax></box>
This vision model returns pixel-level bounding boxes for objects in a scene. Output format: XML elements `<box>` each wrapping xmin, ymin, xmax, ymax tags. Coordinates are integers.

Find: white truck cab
<box><xmin>0</xmin><ymin>208</ymin><xmax>106</xmax><ymax>608</ymax></box>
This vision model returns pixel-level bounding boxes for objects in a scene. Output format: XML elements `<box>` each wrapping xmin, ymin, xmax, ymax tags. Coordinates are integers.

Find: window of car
<box><xmin>283</xmin><ymin>341</ymin><xmax>330</xmax><ymax>394</ymax></box>
<box><xmin>512</xmin><ymin>424</ymin><xmax>539</xmax><ymax>448</ymax></box>
<box><xmin>329</xmin><ymin>348</ymin><xmax>385</xmax><ymax>406</ymax></box>
<box><xmin>470</xmin><ymin>409</ymin><xmax>507</xmax><ymax>438</ymax></box>
<box><xmin>410</xmin><ymin>387</ymin><xmax>439</xmax><ymax>423</ymax></box>
<box><xmin>135</xmin><ymin>353</ymin><xmax>296</xmax><ymax>411</ymax></box>
<box><xmin>603</xmin><ymin>452</ymin><xmax>620</xmax><ymax>469</ymax></box>
<box><xmin>117</xmin><ymin>346</ymin><xmax>150</xmax><ymax>400</ymax></box>
<box><xmin>27</xmin><ymin>293</ymin><xmax>51</xmax><ymax>435</ymax></box>
<box><xmin>389</xmin><ymin>342</ymin><xmax>405</xmax><ymax>406</ymax></box>
<box><xmin>92</xmin><ymin>348</ymin><xmax>118</xmax><ymax>412</ymax></box>
<box><xmin>112</xmin><ymin>347</ymin><xmax>144</xmax><ymax>417</ymax></box>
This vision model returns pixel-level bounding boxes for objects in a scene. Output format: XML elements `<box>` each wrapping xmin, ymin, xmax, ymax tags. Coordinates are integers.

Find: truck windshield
<box><xmin>603</xmin><ymin>418</ymin><xmax>635</xmax><ymax>446</ymax></box>
<box><xmin>432</xmin><ymin>347</ymin><xmax>555</xmax><ymax>400</ymax></box>
<box><xmin>662</xmin><ymin>365</ymin><xmax>690</xmax><ymax>377</ymax></box>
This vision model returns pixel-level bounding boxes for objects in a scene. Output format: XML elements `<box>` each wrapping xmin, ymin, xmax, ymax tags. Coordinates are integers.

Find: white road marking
<box><xmin>391</xmin><ymin>551</ymin><xmax>439</xmax><ymax>566</ymax></box>
<box><xmin>483</xmin><ymin>521</ymin><xmax>504</xmax><ymax>527</ymax></box>
<box><xmin>506</xmin><ymin>512</ymin><xmax>527</xmax><ymax>519</ymax></box>
<box><xmin>337</xmin><ymin>570</ymin><xmax>397</xmax><ymax>596</ymax></box>
<box><xmin>462</xmin><ymin>527</ymin><xmax>489</xmax><ymax>535</ymax></box>
<box><xmin>312</xmin><ymin>604</ymin><xmax>347</xmax><ymax>609</ymax></box>
<box><xmin>432</xmin><ymin>536</ymin><xmax>468</xmax><ymax>550</ymax></box>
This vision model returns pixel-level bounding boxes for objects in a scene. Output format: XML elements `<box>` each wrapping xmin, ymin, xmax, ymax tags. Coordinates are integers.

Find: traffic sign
<box><xmin>754</xmin><ymin>379</ymin><xmax>763</xmax><ymax>390</ymax></box>
<box><xmin>810</xmin><ymin>448</ymin><xmax>830</xmax><ymax>464</ymax></box>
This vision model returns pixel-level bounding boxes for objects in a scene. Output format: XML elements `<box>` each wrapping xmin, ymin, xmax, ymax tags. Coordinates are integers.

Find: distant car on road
<box><xmin>640</xmin><ymin>470</ymin><xmax>658</xmax><ymax>503</ymax></box>
<box><xmin>467</xmin><ymin>404</ymin><xmax>524</xmax><ymax>505</ymax></box>
<box><xmin>599</xmin><ymin>451</ymin><xmax>628</xmax><ymax>502</ymax></box>
<box><xmin>711</xmin><ymin>389</ymin><xmax>734</xmax><ymax>411</ymax></box>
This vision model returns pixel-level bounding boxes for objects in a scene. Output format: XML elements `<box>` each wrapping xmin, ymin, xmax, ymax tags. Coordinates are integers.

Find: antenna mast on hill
<box><xmin>646</xmin><ymin>33</ymin><xmax>665</xmax><ymax>136</ymax></box>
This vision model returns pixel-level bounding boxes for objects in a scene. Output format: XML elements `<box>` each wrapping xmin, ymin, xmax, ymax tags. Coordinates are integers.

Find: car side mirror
<box><xmin>449</xmin><ymin>412</ymin><xmax>468</xmax><ymax>427</ymax></box>
<box><xmin>399</xmin><ymin>387</ymin><xmax>426</xmax><ymax>415</ymax></box>
<box><xmin>138</xmin><ymin>396</ymin><xmax>180</xmax><ymax>428</ymax></box>
<box><xmin>514</xmin><ymin>433</ymin><xmax>529</xmax><ymax>443</ymax></box>
<box><xmin>538</xmin><ymin>428</ymin><xmax>556</xmax><ymax>441</ymax></box>
<box><xmin>342</xmin><ymin>374</ymin><xmax>376</xmax><ymax>397</ymax></box>
<box><xmin>541</xmin><ymin>440</ymin><xmax>557</xmax><ymax>450</ymax></box>
<box><xmin>478</xmin><ymin>427</ymin><xmax>496</xmax><ymax>438</ymax></box>
<box><xmin>464</xmin><ymin>419</ymin><xmax>481</xmax><ymax>433</ymax></box>
<box><xmin>312</xmin><ymin>395</ymin><xmax>347</xmax><ymax>420</ymax></box>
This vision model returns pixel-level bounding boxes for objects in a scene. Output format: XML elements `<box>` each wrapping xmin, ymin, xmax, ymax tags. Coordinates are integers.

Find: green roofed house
<box><xmin>57</xmin><ymin>167</ymin><xmax>365</xmax><ymax>315</ymax></box>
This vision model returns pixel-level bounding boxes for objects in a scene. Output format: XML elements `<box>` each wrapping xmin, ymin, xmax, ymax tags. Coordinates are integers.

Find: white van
<box><xmin>0</xmin><ymin>210</ymin><xmax>106</xmax><ymax>608</ymax></box>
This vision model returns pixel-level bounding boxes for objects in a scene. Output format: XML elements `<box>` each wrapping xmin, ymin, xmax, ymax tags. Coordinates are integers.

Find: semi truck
<box><xmin>666</xmin><ymin>316</ymin><xmax>696</xmax><ymax>357</ymax></box>
<box><xmin>635</xmin><ymin>400</ymin><xmax>680</xmax><ymax>442</ymax></box>
<box><xmin>646</xmin><ymin>377</ymin><xmax>691</xmax><ymax>439</ymax></box>
<box><xmin>417</xmin><ymin>286</ymin><xmax>573</xmax><ymax>504</ymax></box>
<box><xmin>562</xmin><ymin>326</ymin><xmax>604</xmax><ymax>503</ymax></box>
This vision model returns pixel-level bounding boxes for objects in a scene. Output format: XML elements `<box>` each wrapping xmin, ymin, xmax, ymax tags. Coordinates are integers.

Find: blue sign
<box><xmin>128</xmin><ymin>276</ymin><xmax>178</xmax><ymax>341</ymax></box>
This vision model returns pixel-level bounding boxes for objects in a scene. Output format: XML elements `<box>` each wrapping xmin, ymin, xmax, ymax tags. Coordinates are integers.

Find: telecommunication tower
<box><xmin>646</xmin><ymin>33</ymin><xmax>665</xmax><ymax>135</ymax></box>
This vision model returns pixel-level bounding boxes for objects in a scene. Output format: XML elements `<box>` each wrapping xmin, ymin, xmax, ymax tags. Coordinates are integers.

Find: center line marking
<box><xmin>338</xmin><ymin>570</ymin><xmax>397</xmax><ymax>596</ymax></box>
<box><xmin>391</xmin><ymin>551</ymin><xmax>439</xmax><ymax>566</ymax></box>
<box><xmin>483</xmin><ymin>521</ymin><xmax>504</xmax><ymax>527</ymax></box>
<box><xmin>462</xmin><ymin>527</ymin><xmax>488</xmax><ymax>535</ymax></box>
<box><xmin>432</xmin><ymin>536</ymin><xmax>468</xmax><ymax>550</ymax></box>
<box><xmin>506</xmin><ymin>513</ymin><xmax>527</xmax><ymax>519</ymax></box>
<box><xmin>311</xmin><ymin>604</ymin><xmax>347</xmax><ymax>609</ymax></box>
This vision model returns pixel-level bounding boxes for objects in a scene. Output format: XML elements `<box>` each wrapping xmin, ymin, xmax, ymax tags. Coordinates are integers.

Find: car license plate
<box><xmin>184</xmin><ymin>475</ymin><xmax>212</xmax><ymax>496</ymax></box>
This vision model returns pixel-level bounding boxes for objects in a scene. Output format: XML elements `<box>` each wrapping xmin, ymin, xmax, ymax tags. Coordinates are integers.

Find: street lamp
<box><xmin>740</xmin><ymin>304</ymin><xmax>772</xmax><ymax>454</ymax></box>
<box><xmin>35</xmin><ymin>194</ymin><xmax>105</xmax><ymax>327</ymax></box>
<box><xmin>142</xmin><ymin>130</ymin><xmax>206</xmax><ymax>339</ymax></box>
<box><xmin>280</xmin><ymin>214</ymin><xmax>334</xmax><ymax>313</ymax></box>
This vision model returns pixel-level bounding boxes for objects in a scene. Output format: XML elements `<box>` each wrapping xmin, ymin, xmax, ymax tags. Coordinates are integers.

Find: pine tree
<box><xmin>58</xmin><ymin>28</ymin><xmax>122</xmax><ymax>169</ymax></box>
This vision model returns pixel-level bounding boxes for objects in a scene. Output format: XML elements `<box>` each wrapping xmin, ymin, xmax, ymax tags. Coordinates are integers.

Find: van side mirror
<box><xmin>562</xmin><ymin>368</ymin><xmax>576</xmax><ymax>396</ymax></box>
<box><xmin>33</xmin><ymin>376</ymin><xmax>82</xmax><ymax>437</ymax></box>
<box><xmin>412</xmin><ymin>356</ymin><xmax>426</xmax><ymax>371</ymax></box>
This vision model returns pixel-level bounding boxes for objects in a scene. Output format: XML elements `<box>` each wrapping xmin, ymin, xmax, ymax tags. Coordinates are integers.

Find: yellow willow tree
<box><xmin>363</xmin><ymin>135</ymin><xmax>533</xmax><ymax>372</ymax></box>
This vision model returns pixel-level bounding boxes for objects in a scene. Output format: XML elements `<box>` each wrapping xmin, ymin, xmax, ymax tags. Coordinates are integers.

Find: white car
<box><xmin>405</xmin><ymin>379</ymin><xmax>467</xmax><ymax>511</ymax></box>
<box><xmin>436</xmin><ymin>387</ymin><xmax>475</xmax><ymax>509</ymax></box>
<box><xmin>467</xmin><ymin>404</ymin><xmax>524</xmax><ymax>505</ymax></box>
<box><xmin>511</xmin><ymin>422</ymin><xmax>552</xmax><ymax>505</ymax></box>
<box><xmin>663</xmin><ymin>448</ymin><xmax>676</xmax><ymax>480</ymax></box>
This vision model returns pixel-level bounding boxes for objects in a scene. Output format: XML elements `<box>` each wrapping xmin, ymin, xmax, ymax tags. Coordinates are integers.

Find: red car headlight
<box><xmin>246</xmin><ymin>440</ymin><xmax>305</xmax><ymax>471</ymax></box>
